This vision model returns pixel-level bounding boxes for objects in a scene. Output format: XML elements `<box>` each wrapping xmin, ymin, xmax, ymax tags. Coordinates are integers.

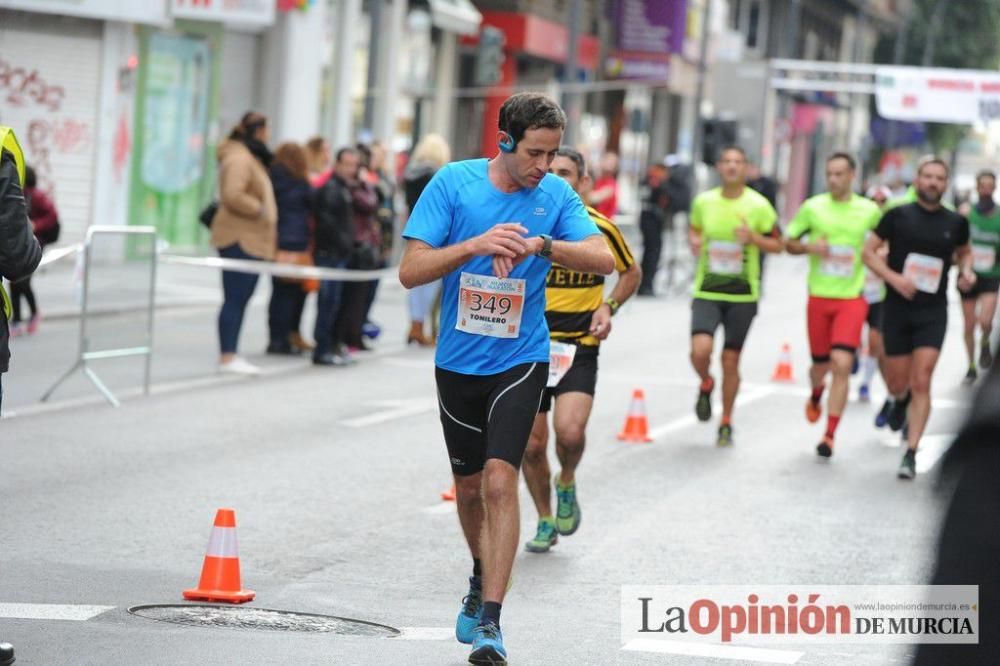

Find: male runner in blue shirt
<box><xmin>400</xmin><ymin>92</ymin><xmax>614</xmax><ymax>665</ymax></box>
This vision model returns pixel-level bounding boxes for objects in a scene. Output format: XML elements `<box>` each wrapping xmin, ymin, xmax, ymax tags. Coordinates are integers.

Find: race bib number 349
<box><xmin>457</xmin><ymin>272</ymin><xmax>526</xmax><ymax>339</ymax></box>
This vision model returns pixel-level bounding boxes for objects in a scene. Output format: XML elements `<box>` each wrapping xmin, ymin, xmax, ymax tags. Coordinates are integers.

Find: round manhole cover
<box><xmin>128</xmin><ymin>604</ymin><xmax>399</xmax><ymax>636</ymax></box>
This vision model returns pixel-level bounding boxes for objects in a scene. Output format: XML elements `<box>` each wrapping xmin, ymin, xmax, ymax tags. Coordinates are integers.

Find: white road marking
<box><xmin>381</xmin><ymin>357</ymin><xmax>435</xmax><ymax>370</ymax></box>
<box><xmin>621</xmin><ymin>638</ymin><xmax>804</xmax><ymax>664</ymax></box>
<box><xmin>878</xmin><ymin>433</ymin><xmax>955</xmax><ymax>473</ymax></box>
<box><xmin>340</xmin><ymin>399</ymin><xmax>438</xmax><ymax>428</ymax></box>
<box><xmin>0</xmin><ymin>603</ymin><xmax>115</xmax><ymax>621</ymax></box>
<box><xmin>645</xmin><ymin>386</ymin><xmax>775</xmax><ymax>442</ymax></box>
<box><xmin>915</xmin><ymin>434</ymin><xmax>955</xmax><ymax>473</ymax></box>
<box><xmin>393</xmin><ymin>627</ymin><xmax>454</xmax><ymax>640</ymax></box>
<box><xmin>600</xmin><ymin>372</ymin><xmax>968</xmax><ymax>410</ymax></box>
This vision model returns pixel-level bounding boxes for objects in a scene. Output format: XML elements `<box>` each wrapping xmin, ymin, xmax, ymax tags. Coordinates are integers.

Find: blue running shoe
<box><xmin>858</xmin><ymin>384</ymin><xmax>870</xmax><ymax>403</ymax></box>
<box><xmin>874</xmin><ymin>398</ymin><xmax>891</xmax><ymax>429</ymax></box>
<box><xmin>469</xmin><ymin>622</ymin><xmax>507</xmax><ymax>665</ymax></box>
<box><xmin>362</xmin><ymin>320</ymin><xmax>381</xmax><ymax>340</ymax></box>
<box><xmin>455</xmin><ymin>577</ymin><xmax>482</xmax><ymax>644</ymax></box>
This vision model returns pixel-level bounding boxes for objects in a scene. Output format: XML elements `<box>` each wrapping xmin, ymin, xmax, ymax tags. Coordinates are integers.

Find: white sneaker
<box><xmin>218</xmin><ymin>357</ymin><xmax>261</xmax><ymax>376</ymax></box>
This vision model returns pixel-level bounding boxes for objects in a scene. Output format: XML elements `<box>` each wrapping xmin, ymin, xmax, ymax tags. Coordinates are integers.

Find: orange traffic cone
<box><xmin>183</xmin><ymin>508</ymin><xmax>255</xmax><ymax>604</ymax></box>
<box><xmin>771</xmin><ymin>343</ymin><xmax>795</xmax><ymax>382</ymax></box>
<box><xmin>617</xmin><ymin>389</ymin><xmax>653</xmax><ymax>443</ymax></box>
<box><xmin>441</xmin><ymin>484</ymin><xmax>456</xmax><ymax>501</ymax></box>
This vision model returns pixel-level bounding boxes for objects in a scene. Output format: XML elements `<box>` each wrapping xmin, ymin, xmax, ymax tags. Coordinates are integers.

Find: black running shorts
<box><xmin>690</xmin><ymin>298</ymin><xmax>758</xmax><ymax>351</ymax></box>
<box><xmin>538</xmin><ymin>345</ymin><xmax>598</xmax><ymax>413</ymax></box>
<box><xmin>435</xmin><ymin>362</ymin><xmax>549</xmax><ymax>476</ymax></box>
<box><xmin>866</xmin><ymin>300</ymin><xmax>884</xmax><ymax>331</ymax></box>
<box><xmin>882</xmin><ymin>297</ymin><xmax>948</xmax><ymax>356</ymax></box>
<box><xmin>958</xmin><ymin>276</ymin><xmax>1000</xmax><ymax>300</ymax></box>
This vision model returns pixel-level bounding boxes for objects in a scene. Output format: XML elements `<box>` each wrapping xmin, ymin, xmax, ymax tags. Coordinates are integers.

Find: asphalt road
<box><xmin>0</xmin><ymin>255</ymin><xmax>978</xmax><ymax>665</ymax></box>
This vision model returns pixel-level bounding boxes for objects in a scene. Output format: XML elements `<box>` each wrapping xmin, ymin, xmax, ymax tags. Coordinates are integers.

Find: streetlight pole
<box><xmin>691</xmin><ymin>0</ymin><xmax>713</xmax><ymax>166</ymax></box>
<box><xmin>562</xmin><ymin>0</ymin><xmax>584</xmax><ymax>146</ymax></box>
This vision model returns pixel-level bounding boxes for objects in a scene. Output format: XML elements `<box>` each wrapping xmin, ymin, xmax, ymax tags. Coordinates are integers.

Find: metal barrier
<box><xmin>41</xmin><ymin>225</ymin><xmax>158</xmax><ymax>407</ymax></box>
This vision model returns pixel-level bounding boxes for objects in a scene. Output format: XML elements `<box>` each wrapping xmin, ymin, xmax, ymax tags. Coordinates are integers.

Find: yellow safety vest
<box><xmin>0</xmin><ymin>126</ymin><xmax>27</xmax><ymax>321</ymax></box>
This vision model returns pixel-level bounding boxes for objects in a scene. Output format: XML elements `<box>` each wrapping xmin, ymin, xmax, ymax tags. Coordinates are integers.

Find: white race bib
<box><xmin>547</xmin><ymin>342</ymin><xmax>577</xmax><ymax>388</ymax></box>
<box><xmin>972</xmin><ymin>244</ymin><xmax>996</xmax><ymax>272</ymax></box>
<box><xmin>707</xmin><ymin>240</ymin><xmax>744</xmax><ymax>275</ymax></box>
<box><xmin>819</xmin><ymin>245</ymin><xmax>857</xmax><ymax>278</ymax></box>
<box><xmin>863</xmin><ymin>271</ymin><xmax>885</xmax><ymax>303</ymax></box>
<box><xmin>456</xmin><ymin>273</ymin><xmax>526</xmax><ymax>339</ymax></box>
<box><xmin>903</xmin><ymin>253</ymin><xmax>945</xmax><ymax>294</ymax></box>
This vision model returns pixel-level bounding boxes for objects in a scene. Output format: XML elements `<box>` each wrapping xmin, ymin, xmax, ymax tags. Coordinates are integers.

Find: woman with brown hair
<box><xmin>267</xmin><ymin>142</ymin><xmax>314</xmax><ymax>355</ymax></box>
<box><xmin>210</xmin><ymin>111</ymin><xmax>277</xmax><ymax>375</ymax></box>
<box><xmin>402</xmin><ymin>133</ymin><xmax>451</xmax><ymax>345</ymax></box>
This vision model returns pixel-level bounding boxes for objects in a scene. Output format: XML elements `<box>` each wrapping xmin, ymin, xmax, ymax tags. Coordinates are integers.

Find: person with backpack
<box><xmin>0</xmin><ymin>126</ymin><xmax>42</xmax><ymax>666</ymax></box>
<box><xmin>9</xmin><ymin>165</ymin><xmax>58</xmax><ymax>336</ymax></box>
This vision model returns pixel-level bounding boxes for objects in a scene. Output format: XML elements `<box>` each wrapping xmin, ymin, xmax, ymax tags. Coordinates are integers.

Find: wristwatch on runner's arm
<box><xmin>536</xmin><ymin>234</ymin><xmax>553</xmax><ymax>258</ymax></box>
<box><xmin>604</xmin><ymin>297</ymin><xmax>620</xmax><ymax>316</ymax></box>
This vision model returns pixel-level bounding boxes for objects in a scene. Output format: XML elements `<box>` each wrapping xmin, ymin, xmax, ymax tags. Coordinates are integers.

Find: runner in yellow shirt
<box><xmin>785</xmin><ymin>153</ymin><xmax>881</xmax><ymax>457</ymax></box>
<box><xmin>522</xmin><ymin>146</ymin><xmax>641</xmax><ymax>553</ymax></box>
<box><xmin>689</xmin><ymin>146</ymin><xmax>782</xmax><ymax>446</ymax></box>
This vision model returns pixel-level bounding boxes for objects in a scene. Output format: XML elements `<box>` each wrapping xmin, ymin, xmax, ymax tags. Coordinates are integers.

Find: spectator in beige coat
<box><xmin>211</xmin><ymin>111</ymin><xmax>277</xmax><ymax>375</ymax></box>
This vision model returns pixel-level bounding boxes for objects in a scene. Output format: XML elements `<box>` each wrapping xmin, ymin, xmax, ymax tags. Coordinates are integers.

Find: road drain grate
<box><xmin>128</xmin><ymin>604</ymin><xmax>399</xmax><ymax>636</ymax></box>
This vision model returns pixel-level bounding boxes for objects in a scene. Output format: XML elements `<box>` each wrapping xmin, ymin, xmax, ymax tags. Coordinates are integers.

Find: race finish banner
<box><xmin>875</xmin><ymin>65</ymin><xmax>1000</xmax><ymax>124</ymax></box>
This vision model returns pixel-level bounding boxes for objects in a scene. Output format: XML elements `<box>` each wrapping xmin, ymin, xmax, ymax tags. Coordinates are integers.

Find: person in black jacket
<box><xmin>637</xmin><ymin>162</ymin><xmax>671</xmax><ymax>296</ymax></box>
<box><xmin>311</xmin><ymin>147</ymin><xmax>359</xmax><ymax>366</ymax></box>
<box><xmin>267</xmin><ymin>143</ymin><xmax>313</xmax><ymax>355</ymax></box>
<box><xmin>1</xmin><ymin>136</ymin><xmax>43</xmax><ymax>409</ymax></box>
<box><xmin>0</xmin><ymin>128</ymin><xmax>42</xmax><ymax>666</ymax></box>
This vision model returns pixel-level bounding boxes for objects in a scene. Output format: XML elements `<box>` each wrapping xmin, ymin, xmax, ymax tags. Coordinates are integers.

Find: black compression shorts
<box><xmin>690</xmin><ymin>298</ymin><xmax>758</xmax><ymax>351</ymax></box>
<box><xmin>539</xmin><ymin>345</ymin><xmax>598</xmax><ymax>413</ymax></box>
<box><xmin>883</xmin><ymin>297</ymin><xmax>948</xmax><ymax>356</ymax></box>
<box><xmin>435</xmin><ymin>362</ymin><xmax>548</xmax><ymax>476</ymax></box>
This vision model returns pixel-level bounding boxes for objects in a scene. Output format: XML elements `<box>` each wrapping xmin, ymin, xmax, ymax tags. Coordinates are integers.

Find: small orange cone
<box><xmin>441</xmin><ymin>484</ymin><xmax>456</xmax><ymax>501</ymax></box>
<box><xmin>183</xmin><ymin>508</ymin><xmax>255</xmax><ymax>604</ymax></box>
<box><xmin>771</xmin><ymin>343</ymin><xmax>795</xmax><ymax>382</ymax></box>
<box><xmin>617</xmin><ymin>389</ymin><xmax>653</xmax><ymax>443</ymax></box>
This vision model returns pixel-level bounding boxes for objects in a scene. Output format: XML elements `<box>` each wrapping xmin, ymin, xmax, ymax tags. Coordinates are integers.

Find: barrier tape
<box><xmin>37</xmin><ymin>244</ymin><xmax>82</xmax><ymax>269</ymax></box>
<box><xmin>158</xmin><ymin>254</ymin><xmax>399</xmax><ymax>281</ymax></box>
<box><xmin>34</xmin><ymin>243</ymin><xmax>397</xmax><ymax>282</ymax></box>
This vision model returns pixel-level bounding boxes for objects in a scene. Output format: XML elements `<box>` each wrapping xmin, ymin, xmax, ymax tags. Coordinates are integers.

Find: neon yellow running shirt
<box><xmin>690</xmin><ymin>187</ymin><xmax>778</xmax><ymax>303</ymax></box>
<box><xmin>786</xmin><ymin>193</ymin><xmax>881</xmax><ymax>299</ymax></box>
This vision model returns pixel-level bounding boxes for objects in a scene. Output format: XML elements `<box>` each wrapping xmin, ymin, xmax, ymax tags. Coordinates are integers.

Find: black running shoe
<box><xmin>981</xmin><ymin>341</ymin><xmax>994</xmax><ymax>370</ymax></box>
<box><xmin>816</xmin><ymin>436</ymin><xmax>833</xmax><ymax>458</ymax></box>
<box><xmin>886</xmin><ymin>394</ymin><xmax>910</xmax><ymax>432</ymax></box>
<box><xmin>962</xmin><ymin>366</ymin><xmax>978</xmax><ymax>386</ymax></box>
<box><xmin>695</xmin><ymin>379</ymin><xmax>713</xmax><ymax>422</ymax></box>
<box><xmin>897</xmin><ymin>449</ymin><xmax>917</xmax><ymax>480</ymax></box>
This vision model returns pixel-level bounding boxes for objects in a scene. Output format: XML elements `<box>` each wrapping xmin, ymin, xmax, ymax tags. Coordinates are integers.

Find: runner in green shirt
<box><xmin>959</xmin><ymin>169</ymin><xmax>1000</xmax><ymax>383</ymax></box>
<box><xmin>688</xmin><ymin>145</ymin><xmax>781</xmax><ymax>447</ymax></box>
<box><xmin>785</xmin><ymin>152</ymin><xmax>881</xmax><ymax>457</ymax></box>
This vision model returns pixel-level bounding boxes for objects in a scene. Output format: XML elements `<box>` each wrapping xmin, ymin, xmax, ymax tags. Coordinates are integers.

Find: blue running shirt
<box><xmin>403</xmin><ymin>159</ymin><xmax>600</xmax><ymax>375</ymax></box>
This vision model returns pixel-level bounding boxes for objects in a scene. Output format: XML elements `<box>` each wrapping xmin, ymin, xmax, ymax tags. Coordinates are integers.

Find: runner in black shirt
<box><xmin>863</xmin><ymin>157</ymin><xmax>975</xmax><ymax>480</ymax></box>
